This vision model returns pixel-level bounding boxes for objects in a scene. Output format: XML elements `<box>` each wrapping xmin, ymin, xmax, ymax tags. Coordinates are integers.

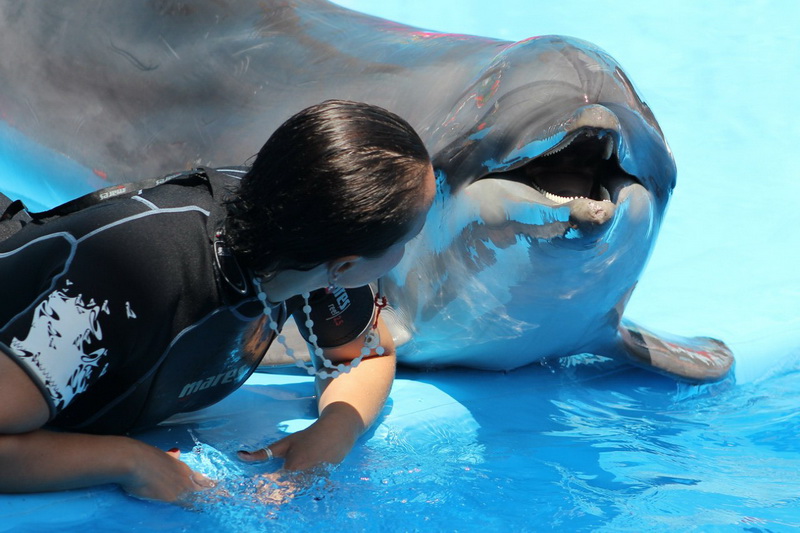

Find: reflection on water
<box><xmin>114</xmin><ymin>355</ymin><xmax>800</xmax><ymax>532</ymax></box>
<box><xmin>4</xmin><ymin>355</ymin><xmax>798</xmax><ymax>531</ymax></box>
<box><xmin>541</xmin><ymin>356</ymin><xmax>800</xmax><ymax>530</ymax></box>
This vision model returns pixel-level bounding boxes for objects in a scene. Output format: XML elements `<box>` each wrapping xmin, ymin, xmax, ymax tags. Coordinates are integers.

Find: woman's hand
<box><xmin>121</xmin><ymin>443</ymin><xmax>215</xmax><ymax>502</ymax></box>
<box><xmin>238</xmin><ymin>317</ymin><xmax>397</xmax><ymax>472</ymax></box>
<box><xmin>237</xmin><ymin>401</ymin><xmax>361</xmax><ymax>470</ymax></box>
<box><xmin>0</xmin><ymin>429</ymin><xmax>213</xmax><ymax>504</ymax></box>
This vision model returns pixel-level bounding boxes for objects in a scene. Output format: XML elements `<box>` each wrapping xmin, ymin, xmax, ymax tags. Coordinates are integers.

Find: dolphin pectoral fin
<box><xmin>616</xmin><ymin>319</ymin><xmax>735</xmax><ymax>382</ymax></box>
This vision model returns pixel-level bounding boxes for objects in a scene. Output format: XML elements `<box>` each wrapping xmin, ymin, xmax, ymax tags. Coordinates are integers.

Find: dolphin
<box><xmin>0</xmin><ymin>0</ymin><xmax>733</xmax><ymax>381</ymax></box>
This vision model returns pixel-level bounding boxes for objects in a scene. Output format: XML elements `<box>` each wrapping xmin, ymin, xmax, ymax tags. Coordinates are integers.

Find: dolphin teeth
<box><xmin>603</xmin><ymin>136</ymin><xmax>614</xmax><ymax>160</ymax></box>
<box><xmin>533</xmin><ymin>181</ymin><xmax>609</xmax><ymax>205</ymax></box>
<box><xmin>540</xmin><ymin>134</ymin><xmax>576</xmax><ymax>158</ymax></box>
<box><xmin>532</xmin><ymin>181</ymin><xmax>577</xmax><ymax>204</ymax></box>
<box><xmin>538</xmin><ymin>185</ymin><xmax>611</xmax><ymax>205</ymax></box>
<box><xmin>544</xmin><ymin>191</ymin><xmax>577</xmax><ymax>204</ymax></box>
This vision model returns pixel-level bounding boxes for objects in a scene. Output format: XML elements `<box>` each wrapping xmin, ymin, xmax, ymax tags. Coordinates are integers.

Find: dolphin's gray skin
<box><xmin>0</xmin><ymin>0</ymin><xmax>733</xmax><ymax>380</ymax></box>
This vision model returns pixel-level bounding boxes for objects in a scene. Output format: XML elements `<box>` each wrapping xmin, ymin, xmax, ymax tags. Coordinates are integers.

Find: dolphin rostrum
<box><xmin>0</xmin><ymin>0</ymin><xmax>733</xmax><ymax>381</ymax></box>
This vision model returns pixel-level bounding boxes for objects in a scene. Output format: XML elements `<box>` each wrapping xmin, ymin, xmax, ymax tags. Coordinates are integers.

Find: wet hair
<box><xmin>225</xmin><ymin>99</ymin><xmax>431</xmax><ymax>274</ymax></box>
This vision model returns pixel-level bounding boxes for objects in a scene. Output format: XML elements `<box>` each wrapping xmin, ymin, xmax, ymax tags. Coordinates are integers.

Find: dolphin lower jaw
<box><xmin>388</xmin><ymin>182</ymin><xmax>658</xmax><ymax>369</ymax></box>
<box><xmin>394</xmin><ymin>246</ymin><xmax>657</xmax><ymax>370</ymax></box>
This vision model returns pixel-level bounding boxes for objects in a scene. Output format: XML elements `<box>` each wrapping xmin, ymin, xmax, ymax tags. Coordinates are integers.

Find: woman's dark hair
<box><xmin>225</xmin><ymin>100</ymin><xmax>431</xmax><ymax>274</ymax></box>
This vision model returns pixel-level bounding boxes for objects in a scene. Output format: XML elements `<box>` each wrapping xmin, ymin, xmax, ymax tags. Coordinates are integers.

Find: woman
<box><xmin>0</xmin><ymin>100</ymin><xmax>435</xmax><ymax>502</ymax></box>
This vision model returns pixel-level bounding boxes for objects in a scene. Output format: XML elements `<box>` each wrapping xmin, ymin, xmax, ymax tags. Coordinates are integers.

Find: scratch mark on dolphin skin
<box><xmin>232</xmin><ymin>44</ymin><xmax>271</xmax><ymax>57</ymax></box>
<box><xmin>160</xmin><ymin>36</ymin><xmax>181</xmax><ymax>60</ymax></box>
<box><xmin>108</xmin><ymin>41</ymin><xmax>159</xmax><ymax>71</ymax></box>
<box><xmin>24</xmin><ymin>98</ymin><xmax>40</xmax><ymax>125</ymax></box>
<box><xmin>235</xmin><ymin>56</ymin><xmax>251</xmax><ymax>77</ymax></box>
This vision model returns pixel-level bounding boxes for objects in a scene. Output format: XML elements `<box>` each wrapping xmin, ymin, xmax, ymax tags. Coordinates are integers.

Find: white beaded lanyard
<box><xmin>254</xmin><ymin>277</ymin><xmax>388</xmax><ymax>379</ymax></box>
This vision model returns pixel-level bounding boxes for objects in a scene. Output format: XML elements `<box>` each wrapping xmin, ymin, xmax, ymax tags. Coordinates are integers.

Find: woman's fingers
<box><xmin>123</xmin><ymin>444</ymin><xmax>214</xmax><ymax>502</ymax></box>
<box><xmin>189</xmin><ymin>471</ymin><xmax>215</xmax><ymax>489</ymax></box>
<box><xmin>237</xmin><ymin>436</ymin><xmax>293</xmax><ymax>463</ymax></box>
<box><xmin>237</xmin><ymin>445</ymin><xmax>275</xmax><ymax>463</ymax></box>
<box><xmin>163</xmin><ymin>448</ymin><xmax>214</xmax><ymax>490</ymax></box>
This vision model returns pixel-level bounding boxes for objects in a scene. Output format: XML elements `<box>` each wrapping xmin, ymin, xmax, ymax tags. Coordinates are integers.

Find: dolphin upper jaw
<box><xmin>430</xmin><ymin>35</ymin><xmax>676</xmax><ymax>211</ymax></box>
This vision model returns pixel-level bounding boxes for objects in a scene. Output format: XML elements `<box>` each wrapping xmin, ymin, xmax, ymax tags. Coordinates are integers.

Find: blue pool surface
<box><xmin>1</xmin><ymin>1</ymin><xmax>799</xmax><ymax>531</ymax></box>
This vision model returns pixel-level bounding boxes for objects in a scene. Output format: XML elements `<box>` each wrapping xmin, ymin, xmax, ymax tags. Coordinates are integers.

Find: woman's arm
<box><xmin>239</xmin><ymin>316</ymin><xmax>396</xmax><ymax>469</ymax></box>
<box><xmin>0</xmin><ymin>430</ymin><xmax>212</xmax><ymax>501</ymax></box>
<box><xmin>0</xmin><ymin>353</ymin><xmax>212</xmax><ymax>501</ymax></box>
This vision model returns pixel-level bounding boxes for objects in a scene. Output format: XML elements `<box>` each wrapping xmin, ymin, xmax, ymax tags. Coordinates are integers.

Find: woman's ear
<box><xmin>327</xmin><ymin>255</ymin><xmax>361</xmax><ymax>277</ymax></box>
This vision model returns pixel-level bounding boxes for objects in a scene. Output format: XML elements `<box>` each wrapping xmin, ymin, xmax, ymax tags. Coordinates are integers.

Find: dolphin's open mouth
<box><xmin>485</xmin><ymin>129</ymin><xmax>640</xmax><ymax>207</ymax></box>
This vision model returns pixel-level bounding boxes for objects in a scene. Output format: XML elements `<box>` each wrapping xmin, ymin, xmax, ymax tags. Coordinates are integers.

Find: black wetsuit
<box><xmin>0</xmin><ymin>168</ymin><xmax>376</xmax><ymax>434</ymax></box>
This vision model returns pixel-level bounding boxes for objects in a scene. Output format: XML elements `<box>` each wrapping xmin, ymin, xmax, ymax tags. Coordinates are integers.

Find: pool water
<box><xmin>1</xmin><ymin>1</ymin><xmax>799</xmax><ymax>531</ymax></box>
